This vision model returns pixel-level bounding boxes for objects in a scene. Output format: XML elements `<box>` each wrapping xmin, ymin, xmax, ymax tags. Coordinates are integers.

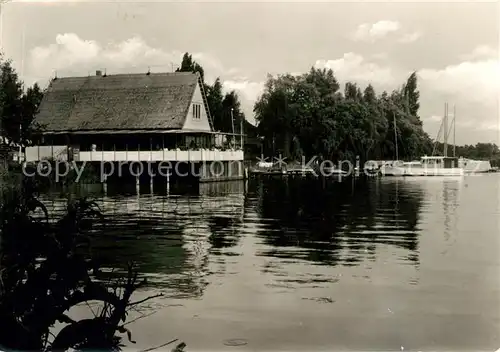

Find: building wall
<box><xmin>182</xmin><ymin>82</ymin><xmax>212</xmax><ymax>132</ymax></box>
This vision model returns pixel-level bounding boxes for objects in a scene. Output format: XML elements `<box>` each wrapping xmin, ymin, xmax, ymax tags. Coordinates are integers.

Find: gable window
<box><xmin>193</xmin><ymin>103</ymin><xmax>202</xmax><ymax>119</ymax></box>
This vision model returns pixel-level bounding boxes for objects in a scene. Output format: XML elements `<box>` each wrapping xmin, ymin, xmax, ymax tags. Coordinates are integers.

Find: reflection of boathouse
<box><xmin>25</xmin><ymin>71</ymin><xmax>244</xmax><ymax>182</ymax></box>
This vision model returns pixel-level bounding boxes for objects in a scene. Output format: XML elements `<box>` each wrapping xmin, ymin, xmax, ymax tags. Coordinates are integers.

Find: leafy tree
<box><xmin>403</xmin><ymin>71</ymin><xmax>421</xmax><ymax>123</ymax></box>
<box><xmin>0</xmin><ymin>55</ymin><xmax>44</xmax><ymax>145</ymax></box>
<box><xmin>176</xmin><ymin>52</ymin><xmax>205</xmax><ymax>83</ymax></box>
<box><xmin>254</xmin><ymin>65</ymin><xmax>436</xmax><ymax>163</ymax></box>
<box><xmin>206</xmin><ymin>78</ymin><xmax>224</xmax><ymax>131</ymax></box>
<box><xmin>175</xmin><ymin>52</ymin><xmax>256</xmax><ymax>141</ymax></box>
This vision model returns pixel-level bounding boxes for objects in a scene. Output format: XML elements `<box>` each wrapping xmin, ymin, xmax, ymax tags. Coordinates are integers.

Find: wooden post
<box><xmin>166</xmin><ymin>171</ymin><xmax>170</xmax><ymax>194</ymax></box>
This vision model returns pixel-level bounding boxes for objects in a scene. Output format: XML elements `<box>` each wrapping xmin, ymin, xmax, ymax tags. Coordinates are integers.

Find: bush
<box><xmin>0</xmin><ymin>177</ymin><xmax>186</xmax><ymax>351</ymax></box>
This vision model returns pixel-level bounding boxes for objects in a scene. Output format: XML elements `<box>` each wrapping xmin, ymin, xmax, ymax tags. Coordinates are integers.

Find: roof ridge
<box><xmin>52</xmin><ymin>71</ymin><xmax>196</xmax><ymax>80</ymax></box>
<box><xmin>36</xmin><ymin>71</ymin><xmax>203</xmax><ymax>132</ymax></box>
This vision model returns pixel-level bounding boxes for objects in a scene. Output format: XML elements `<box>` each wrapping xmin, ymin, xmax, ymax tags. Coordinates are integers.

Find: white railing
<box><xmin>25</xmin><ymin>146</ymin><xmax>68</xmax><ymax>161</ymax></box>
<box><xmin>25</xmin><ymin>147</ymin><xmax>244</xmax><ymax>162</ymax></box>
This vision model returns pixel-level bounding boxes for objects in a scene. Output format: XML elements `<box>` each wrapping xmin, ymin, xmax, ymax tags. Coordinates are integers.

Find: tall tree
<box><xmin>254</xmin><ymin>66</ymin><xmax>434</xmax><ymax>162</ymax></box>
<box><xmin>206</xmin><ymin>78</ymin><xmax>224</xmax><ymax>131</ymax></box>
<box><xmin>176</xmin><ymin>53</ymin><xmax>205</xmax><ymax>83</ymax></box>
<box><xmin>403</xmin><ymin>71</ymin><xmax>420</xmax><ymax>121</ymax></box>
<box><xmin>174</xmin><ymin>52</ymin><xmax>257</xmax><ymax>139</ymax></box>
<box><xmin>0</xmin><ymin>55</ymin><xmax>43</xmax><ymax>144</ymax></box>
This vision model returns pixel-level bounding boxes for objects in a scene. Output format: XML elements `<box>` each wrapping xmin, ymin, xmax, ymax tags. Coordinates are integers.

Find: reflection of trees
<box><xmin>207</xmin><ymin>216</ymin><xmax>241</xmax><ymax>250</ymax></box>
<box><xmin>98</xmin><ymin>183</ymin><xmax>244</xmax><ymax>297</ymax></box>
<box><xmin>254</xmin><ymin>177</ymin><xmax>424</xmax><ymax>267</ymax></box>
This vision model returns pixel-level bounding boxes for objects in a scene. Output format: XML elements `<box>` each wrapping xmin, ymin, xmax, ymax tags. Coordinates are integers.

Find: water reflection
<box><xmin>39</xmin><ymin>181</ymin><xmax>246</xmax><ymax>299</ymax></box>
<box><xmin>37</xmin><ymin>177</ymin><xmax>464</xmax><ymax>298</ymax></box>
<box><xmin>34</xmin><ymin>176</ymin><xmax>500</xmax><ymax>351</ymax></box>
<box><xmin>253</xmin><ymin>177</ymin><xmax>424</xmax><ymax>267</ymax></box>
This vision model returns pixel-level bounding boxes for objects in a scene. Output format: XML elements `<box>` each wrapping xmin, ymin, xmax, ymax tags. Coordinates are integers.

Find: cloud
<box><xmin>418</xmin><ymin>58</ymin><xmax>500</xmax><ymax>106</ymax></box>
<box><xmin>460</xmin><ymin>45</ymin><xmax>498</xmax><ymax>61</ymax></box>
<box><xmin>223</xmin><ymin>80</ymin><xmax>264</xmax><ymax>103</ymax></box>
<box><xmin>352</xmin><ymin>20</ymin><xmax>401</xmax><ymax>42</ymax></box>
<box><xmin>26</xmin><ymin>33</ymin><xmax>261</xmax><ymax>122</ymax></box>
<box><xmin>28</xmin><ymin>33</ymin><xmax>249</xmax><ymax>85</ymax></box>
<box><xmin>398</xmin><ymin>31</ymin><xmax>422</xmax><ymax>43</ymax></box>
<box><xmin>315</xmin><ymin>52</ymin><xmax>396</xmax><ymax>86</ymax></box>
<box><xmin>25</xmin><ymin>34</ymin><xmax>499</xmax><ymax>141</ymax></box>
<box><xmin>29</xmin><ymin>33</ymin><xmax>174</xmax><ymax>78</ymax></box>
<box><xmin>315</xmin><ymin>50</ymin><xmax>498</xmax><ymax>143</ymax></box>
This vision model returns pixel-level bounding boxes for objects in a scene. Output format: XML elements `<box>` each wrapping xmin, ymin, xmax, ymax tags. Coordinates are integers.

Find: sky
<box><xmin>1</xmin><ymin>0</ymin><xmax>499</xmax><ymax>145</ymax></box>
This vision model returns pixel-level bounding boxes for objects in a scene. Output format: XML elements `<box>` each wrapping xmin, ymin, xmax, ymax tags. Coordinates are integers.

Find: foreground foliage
<box><xmin>0</xmin><ymin>177</ymin><xmax>184</xmax><ymax>351</ymax></box>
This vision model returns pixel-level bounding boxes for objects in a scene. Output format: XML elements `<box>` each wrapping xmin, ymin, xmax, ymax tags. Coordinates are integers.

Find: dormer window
<box><xmin>193</xmin><ymin>103</ymin><xmax>201</xmax><ymax>119</ymax></box>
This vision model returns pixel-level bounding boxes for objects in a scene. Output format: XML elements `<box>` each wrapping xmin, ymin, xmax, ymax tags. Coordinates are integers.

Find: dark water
<box><xmin>41</xmin><ymin>175</ymin><xmax>500</xmax><ymax>351</ymax></box>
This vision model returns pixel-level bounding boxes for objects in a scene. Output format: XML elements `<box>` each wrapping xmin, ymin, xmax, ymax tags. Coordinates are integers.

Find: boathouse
<box><xmin>25</xmin><ymin>71</ymin><xmax>244</xmax><ymax>182</ymax></box>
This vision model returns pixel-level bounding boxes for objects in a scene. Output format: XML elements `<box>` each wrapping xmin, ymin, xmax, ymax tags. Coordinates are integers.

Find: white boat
<box><xmin>458</xmin><ymin>157</ymin><xmax>492</xmax><ymax>173</ymax></box>
<box><xmin>381</xmin><ymin>103</ymin><xmax>494</xmax><ymax>177</ymax></box>
<box><xmin>381</xmin><ymin>156</ymin><xmax>464</xmax><ymax>176</ymax></box>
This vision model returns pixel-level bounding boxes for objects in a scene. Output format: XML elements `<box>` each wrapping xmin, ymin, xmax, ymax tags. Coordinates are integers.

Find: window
<box><xmin>193</xmin><ymin>103</ymin><xmax>201</xmax><ymax>119</ymax></box>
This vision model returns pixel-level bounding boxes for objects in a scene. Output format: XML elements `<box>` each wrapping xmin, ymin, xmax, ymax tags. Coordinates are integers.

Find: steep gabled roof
<box><xmin>34</xmin><ymin>72</ymin><xmax>200</xmax><ymax>132</ymax></box>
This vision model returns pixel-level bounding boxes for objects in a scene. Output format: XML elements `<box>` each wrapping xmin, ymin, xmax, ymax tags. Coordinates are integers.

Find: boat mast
<box><xmin>393</xmin><ymin>110</ymin><xmax>398</xmax><ymax>161</ymax></box>
<box><xmin>443</xmin><ymin>103</ymin><xmax>448</xmax><ymax>157</ymax></box>
<box><xmin>453</xmin><ymin>105</ymin><xmax>456</xmax><ymax>157</ymax></box>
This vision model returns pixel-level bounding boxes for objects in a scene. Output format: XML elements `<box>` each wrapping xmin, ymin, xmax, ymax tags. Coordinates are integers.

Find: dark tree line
<box><xmin>253</xmin><ymin>68</ymin><xmax>433</xmax><ymax>162</ymax></box>
<box><xmin>253</xmin><ymin>67</ymin><xmax>500</xmax><ymax>164</ymax></box>
<box><xmin>434</xmin><ymin>142</ymin><xmax>500</xmax><ymax>166</ymax></box>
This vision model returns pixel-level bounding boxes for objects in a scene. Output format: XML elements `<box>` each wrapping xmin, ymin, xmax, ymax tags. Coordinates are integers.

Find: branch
<box><xmin>139</xmin><ymin>338</ymin><xmax>179</xmax><ymax>352</ymax></box>
<box><xmin>128</xmin><ymin>293</ymin><xmax>164</xmax><ymax>307</ymax></box>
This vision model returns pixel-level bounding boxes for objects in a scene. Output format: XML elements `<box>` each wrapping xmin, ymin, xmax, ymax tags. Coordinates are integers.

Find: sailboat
<box><xmin>381</xmin><ymin>103</ymin><xmax>464</xmax><ymax>177</ymax></box>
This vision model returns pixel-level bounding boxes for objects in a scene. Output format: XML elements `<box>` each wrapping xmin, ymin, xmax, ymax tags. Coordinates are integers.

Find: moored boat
<box><xmin>458</xmin><ymin>157</ymin><xmax>492</xmax><ymax>173</ymax></box>
<box><xmin>381</xmin><ymin>156</ymin><xmax>464</xmax><ymax>177</ymax></box>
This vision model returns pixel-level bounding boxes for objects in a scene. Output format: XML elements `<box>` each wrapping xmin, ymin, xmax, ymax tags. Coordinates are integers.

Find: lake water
<box><xmin>41</xmin><ymin>175</ymin><xmax>500</xmax><ymax>351</ymax></box>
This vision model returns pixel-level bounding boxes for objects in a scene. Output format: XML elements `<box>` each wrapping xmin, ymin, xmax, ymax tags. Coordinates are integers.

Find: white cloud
<box><xmin>460</xmin><ymin>45</ymin><xmax>498</xmax><ymax>61</ymax></box>
<box><xmin>28</xmin><ymin>33</ymin><xmax>242</xmax><ymax>85</ymax></box>
<box><xmin>398</xmin><ymin>31</ymin><xmax>422</xmax><ymax>43</ymax></box>
<box><xmin>223</xmin><ymin>80</ymin><xmax>264</xmax><ymax>102</ymax></box>
<box><xmin>27</xmin><ymin>33</ymin><xmax>261</xmax><ymax>122</ymax></box>
<box><xmin>352</xmin><ymin>20</ymin><xmax>401</xmax><ymax>42</ymax></box>
<box><xmin>315</xmin><ymin>52</ymin><xmax>396</xmax><ymax>86</ymax></box>
<box><xmin>418</xmin><ymin>59</ymin><xmax>500</xmax><ymax>105</ymax></box>
<box><xmin>25</xmin><ymin>34</ymin><xmax>499</xmax><ymax>140</ymax></box>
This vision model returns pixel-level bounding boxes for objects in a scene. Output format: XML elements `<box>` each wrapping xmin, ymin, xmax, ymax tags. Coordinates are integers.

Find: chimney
<box><xmin>96</xmin><ymin>70</ymin><xmax>102</xmax><ymax>76</ymax></box>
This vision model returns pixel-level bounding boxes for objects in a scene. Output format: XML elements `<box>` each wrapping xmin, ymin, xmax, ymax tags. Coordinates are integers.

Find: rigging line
<box><xmin>432</xmin><ymin>114</ymin><xmax>445</xmax><ymax>156</ymax></box>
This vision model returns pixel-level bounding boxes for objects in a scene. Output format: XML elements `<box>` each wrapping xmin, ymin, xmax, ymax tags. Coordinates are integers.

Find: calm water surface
<box><xmin>41</xmin><ymin>175</ymin><xmax>500</xmax><ymax>351</ymax></box>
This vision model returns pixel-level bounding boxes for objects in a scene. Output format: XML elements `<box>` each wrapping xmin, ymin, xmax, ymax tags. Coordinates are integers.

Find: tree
<box><xmin>0</xmin><ymin>55</ymin><xmax>44</xmax><ymax>144</ymax></box>
<box><xmin>403</xmin><ymin>71</ymin><xmax>420</xmax><ymax>122</ymax></box>
<box><xmin>206</xmin><ymin>78</ymin><xmax>224</xmax><ymax>131</ymax></box>
<box><xmin>176</xmin><ymin>52</ymin><xmax>205</xmax><ymax>83</ymax></box>
<box><xmin>254</xmin><ymin>64</ymin><xmax>434</xmax><ymax>163</ymax></box>
<box><xmin>174</xmin><ymin>52</ymin><xmax>257</xmax><ymax>141</ymax></box>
